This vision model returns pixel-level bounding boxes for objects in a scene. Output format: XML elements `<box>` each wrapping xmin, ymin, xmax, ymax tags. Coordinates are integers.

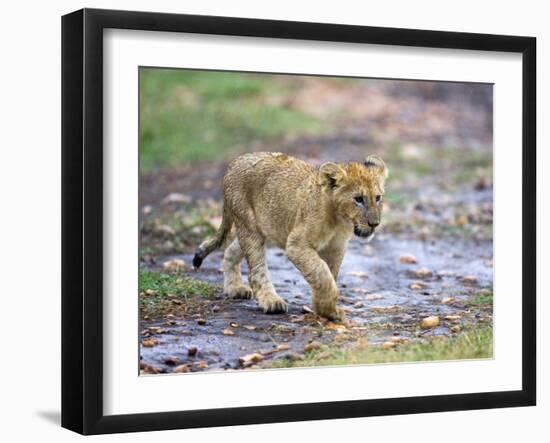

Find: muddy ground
<box><xmin>138</xmin><ymin>79</ymin><xmax>493</xmax><ymax>374</ymax></box>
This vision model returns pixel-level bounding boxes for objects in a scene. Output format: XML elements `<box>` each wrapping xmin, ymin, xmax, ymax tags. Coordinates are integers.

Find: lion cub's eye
<box><xmin>354</xmin><ymin>196</ymin><xmax>364</xmax><ymax>204</ymax></box>
<box><xmin>376</xmin><ymin>195</ymin><xmax>383</xmax><ymax>203</ymax></box>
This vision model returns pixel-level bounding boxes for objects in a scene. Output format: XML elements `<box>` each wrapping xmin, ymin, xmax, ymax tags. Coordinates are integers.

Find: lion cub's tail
<box><xmin>193</xmin><ymin>205</ymin><xmax>232</xmax><ymax>269</ymax></box>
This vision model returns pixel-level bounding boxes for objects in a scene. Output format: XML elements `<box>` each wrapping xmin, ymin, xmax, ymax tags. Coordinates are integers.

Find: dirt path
<box><xmin>140</xmin><ymin>230</ymin><xmax>492</xmax><ymax>373</ymax></box>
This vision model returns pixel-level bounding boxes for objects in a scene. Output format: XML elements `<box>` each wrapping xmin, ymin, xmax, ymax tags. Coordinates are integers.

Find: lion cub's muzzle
<box><xmin>353</xmin><ymin>224</ymin><xmax>376</xmax><ymax>239</ymax></box>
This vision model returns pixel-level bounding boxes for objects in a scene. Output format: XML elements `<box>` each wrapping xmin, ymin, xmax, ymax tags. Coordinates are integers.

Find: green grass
<box><xmin>269</xmin><ymin>328</ymin><xmax>493</xmax><ymax>368</ymax></box>
<box><xmin>140</xmin><ymin>68</ymin><xmax>323</xmax><ymax>171</ymax></box>
<box><xmin>468</xmin><ymin>289</ymin><xmax>494</xmax><ymax>306</ymax></box>
<box><xmin>139</xmin><ymin>269</ymin><xmax>218</xmax><ymax>317</ymax></box>
<box><xmin>140</xmin><ymin>269</ymin><xmax>216</xmax><ymax>298</ymax></box>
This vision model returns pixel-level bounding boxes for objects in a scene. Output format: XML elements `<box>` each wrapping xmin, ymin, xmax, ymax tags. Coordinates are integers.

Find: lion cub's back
<box><xmin>224</xmin><ymin>152</ymin><xmax>312</xmax><ymax>191</ymax></box>
<box><xmin>223</xmin><ymin>152</ymin><xmax>313</xmax><ymax>241</ymax></box>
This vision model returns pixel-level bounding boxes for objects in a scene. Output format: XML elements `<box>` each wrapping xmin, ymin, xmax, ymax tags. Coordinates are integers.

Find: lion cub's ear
<box><xmin>319</xmin><ymin>162</ymin><xmax>347</xmax><ymax>189</ymax></box>
<box><xmin>364</xmin><ymin>155</ymin><xmax>389</xmax><ymax>179</ymax></box>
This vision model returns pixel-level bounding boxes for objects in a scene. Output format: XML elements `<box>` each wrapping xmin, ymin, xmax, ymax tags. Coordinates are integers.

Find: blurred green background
<box><xmin>139</xmin><ymin>68</ymin><xmax>327</xmax><ymax>171</ymax></box>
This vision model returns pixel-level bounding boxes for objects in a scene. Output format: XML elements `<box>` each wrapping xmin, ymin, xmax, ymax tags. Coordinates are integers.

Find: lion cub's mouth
<box><xmin>353</xmin><ymin>225</ymin><xmax>376</xmax><ymax>241</ymax></box>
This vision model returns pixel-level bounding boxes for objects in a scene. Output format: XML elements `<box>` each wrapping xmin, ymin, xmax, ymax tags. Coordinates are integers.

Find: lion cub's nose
<box><xmin>368</xmin><ymin>221</ymin><xmax>379</xmax><ymax>228</ymax></box>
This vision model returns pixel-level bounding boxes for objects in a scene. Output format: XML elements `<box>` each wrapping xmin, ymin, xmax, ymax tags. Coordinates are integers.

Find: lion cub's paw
<box><xmin>314</xmin><ymin>302</ymin><xmax>345</xmax><ymax>322</ymax></box>
<box><xmin>257</xmin><ymin>290</ymin><xmax>288</xmax><ymax>314</ymax></box>
<box><xmin>325</xmin><ymin>306</ymin><xmax>345</xmax><ymax>322</ymax></box>
<box><xmin>225</xmin><ymin>284</ymin><xmax>253</xmax><ymax>299</ymax></box>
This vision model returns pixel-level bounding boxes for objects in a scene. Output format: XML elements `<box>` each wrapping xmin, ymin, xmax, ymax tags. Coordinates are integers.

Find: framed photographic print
<box><xmin>61</xmin><ymin>8</ymin><xmax>536</xmax><ymax>435</ymax></box>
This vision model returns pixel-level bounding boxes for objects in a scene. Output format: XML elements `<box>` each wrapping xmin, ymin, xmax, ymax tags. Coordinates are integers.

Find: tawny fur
<box><xmin>194</xmin><ymin>152</ymin><xmax>388</xmax><ymax>320</ymax></box>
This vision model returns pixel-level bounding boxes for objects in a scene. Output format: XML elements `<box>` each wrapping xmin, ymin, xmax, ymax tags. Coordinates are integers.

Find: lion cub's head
<box><xmin>319</xmin><ymin>155</ymin><xmax>388</xmax><ymax>239</ymax></box>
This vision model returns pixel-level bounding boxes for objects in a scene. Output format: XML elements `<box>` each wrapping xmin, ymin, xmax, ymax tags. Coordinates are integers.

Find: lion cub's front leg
<box><xmin>286</xmin><ymin>236</ymin><xmax>343</xmax><ymax>321</ymax></box>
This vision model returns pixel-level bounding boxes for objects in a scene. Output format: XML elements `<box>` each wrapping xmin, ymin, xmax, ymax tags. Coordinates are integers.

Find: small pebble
<box><xmin>462</xmin><ymin>275</ymin><xmax>478</xmax><ymax>285</ymax></box>
<box><xmin>409</xmin><ymin>267</ymin><xmax>433</xmax><ymax>279</ymax></box>
<box><xmin>399</xmin><ymin>254</ymin><xmax>418</xmax><ymax>264</ymax></box>
<box><xmin>164</xmin><ymin>355</ymin><xmax>180</xmax><ymax>366</ymax></box>
<box><xmin>420</xmin><ymin>316</ymin><xmax>440</xmax><ymax>329</ymax></box>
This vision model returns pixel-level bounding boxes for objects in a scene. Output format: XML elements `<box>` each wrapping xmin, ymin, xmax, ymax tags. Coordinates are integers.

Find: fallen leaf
<box><xmin>366</xmin><ymin>293</ymin><xmax>384</xmax><ymax>301</ymax></box>
<box><xmin>193</xmin><ymin>360</ymin><xmax>208</xmax><ymax>369</ymax></box>
<box><xmin>390</xmin><ymin>336</ymin><xmax>408</xmax><ymax>344</ymax></box>
<box><xmin>173</xmin><ymin>364</ymin><xmax>190</xmax><ymax>373</ymax></box>
<box><xmin>409</xmin><ymin>282</ymin><xmax>426</xmax><ymax>290</ymax></box>
<box><xmin>437</xmin><ymin>270</ymin><xmax>455</xmax><ymax>278</ymax></box>
<box><xmin>239</xmin><ymin>353</ymin><xmax>264</xmax><ymax>367</ymax></box>
<box><xmin>304</xmin><ymin>341</ymin><xmax>322</xmax><ymax>352</ymax></box>
<box><xmin>346</xmin><ymin>270</ymin><xmax>369</xmax><ymax>278</ymax></box>
<box><xmin>324</xmin><ymin>322</ymin><xmax>345</xmax><ymax>330</ymax></box>
<box><xmin>140</xmin><ymin>362</ymin><xmax>162</xmax><ymax>374</ymax></box>
<box><xmin>154</xmin><ymin>224</ymin><xmax>175</xmax><ymax>236</ymax></box>
<box><xmin>370</xmin><ymin>305</ymin><xmax>401</xmax><ymax>313</ymax></box>
<box><xmin>161</xmin><ymin>192</ymin><xmax>192</xmax><ymax>205</ymax></box>
<box><xmin>142</xmin><ymin>338</ymin><xmax>158</xmax><ymax>347</ymax></box>
<box><xmin>163</xmin><ymin>259</ymin><xmax>185</xmax><ymax>272</ymax></box>
<box><xmin>314</xmin><ymin>350</ymin><xmax>332</xmax><ymax>360</ymax></box>
<box><xmin>222</xmin><ymin>328</ymin><xmax>235</xmax><ymax>336</ymax></box>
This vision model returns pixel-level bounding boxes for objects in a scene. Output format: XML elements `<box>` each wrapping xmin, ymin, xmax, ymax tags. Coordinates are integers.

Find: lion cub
<box><xmin>193</xmin><ymin>152</ymin><xmax>388</xmax><ymax>320</ymax></box>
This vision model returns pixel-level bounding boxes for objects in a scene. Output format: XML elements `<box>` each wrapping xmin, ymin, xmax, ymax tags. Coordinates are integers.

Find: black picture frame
<box><xmin>61</xmin><ymin>8</ymin><xmax>536</xmax><ymax>435</ymax></box>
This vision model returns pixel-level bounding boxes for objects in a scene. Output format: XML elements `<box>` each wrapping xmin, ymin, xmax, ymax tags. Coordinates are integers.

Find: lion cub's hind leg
<box><xmin>223</xmin><ymin>238</ymin><xmax>253</xmax><ymax>299</ymax></box>
<box><xmin>237</xmin><ymin>226</ymin><xmax>288</xmax><ymax>314</ymax></box>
